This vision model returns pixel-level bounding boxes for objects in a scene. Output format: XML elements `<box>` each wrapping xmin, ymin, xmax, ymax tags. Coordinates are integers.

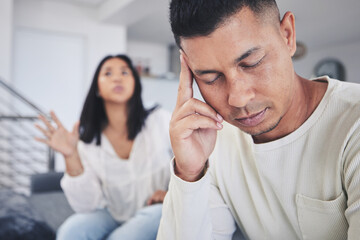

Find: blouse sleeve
<box><xmin>146</xmin><ymin>108</ymin><xmax>174</xmax><ymax>190</ymax></box>
<box><xmin>60</xmin><ymin>141</ymin><xmax>105</xmax><ymax>213</ymax></box>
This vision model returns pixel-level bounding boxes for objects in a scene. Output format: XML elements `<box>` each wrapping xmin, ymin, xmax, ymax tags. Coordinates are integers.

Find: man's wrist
<box><xmin>174</xmin><ymin>159</ymin><xmax>209</xmax><ymax>182</ymax></box>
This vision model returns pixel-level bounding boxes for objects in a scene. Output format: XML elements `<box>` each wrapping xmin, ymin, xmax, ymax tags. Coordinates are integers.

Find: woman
<box><xmin>35</xmin><ymin>54</ymin><xmax>172</xmax><ymax>240</ymax></box>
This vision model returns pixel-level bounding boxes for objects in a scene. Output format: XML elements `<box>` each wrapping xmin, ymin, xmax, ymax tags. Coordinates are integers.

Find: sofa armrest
<box><xmin>30</xmin><ymin>172</ymin><xmax>64</xmax><ymax>194</ymax></box>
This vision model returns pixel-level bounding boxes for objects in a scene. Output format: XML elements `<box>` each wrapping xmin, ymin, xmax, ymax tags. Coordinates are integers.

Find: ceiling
<box><xmin>45</xmin><ymin>0</ymin><xmax>360</xmax><ymax>50</ymax></box>
<box><xmin>44</xmin><ymin>0</ymin><xmax>105</xmax><ymax>7</ymax></box>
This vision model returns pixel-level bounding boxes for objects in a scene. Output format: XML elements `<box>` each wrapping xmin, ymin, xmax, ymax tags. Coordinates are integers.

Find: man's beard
<box><xmin>250</xmin><ymin>116</ymin><xmax>282</xmax><ymax>136</ymax></box>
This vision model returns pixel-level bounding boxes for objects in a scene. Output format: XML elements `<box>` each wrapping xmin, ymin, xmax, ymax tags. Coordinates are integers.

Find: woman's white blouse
<box><xmin>60</xmin><ymin>108</ymin><xmax>173</xmax><ymax>222</ymax></box>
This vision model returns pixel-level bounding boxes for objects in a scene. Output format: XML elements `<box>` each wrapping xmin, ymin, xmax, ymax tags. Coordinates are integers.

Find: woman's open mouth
<box><xmin>113</xmin><ymin>86</ymin><xmax>124</xmax><ymax>93</ymax></box>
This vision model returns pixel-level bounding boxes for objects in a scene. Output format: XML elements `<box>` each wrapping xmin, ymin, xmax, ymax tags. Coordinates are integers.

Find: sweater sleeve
<box><xmin>343</xmin><ymin>124</ymin><xmax>360</xmax><ymax>239</ymax></box>
<box><xmin>157</xmin><ymin>158</ymin><xmax>236</xmax><ymax>240</ymax></box>
<box><xmin>60</xmin><ymin>142</ymin><xmax>105</xmax><ymax>213</ymax></box>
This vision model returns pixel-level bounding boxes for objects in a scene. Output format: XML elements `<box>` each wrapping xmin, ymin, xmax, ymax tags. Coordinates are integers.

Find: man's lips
<box><xmin>235</xmin><ymin>108</ymin><xmax>268</xmax><ymax>127</ymax></box>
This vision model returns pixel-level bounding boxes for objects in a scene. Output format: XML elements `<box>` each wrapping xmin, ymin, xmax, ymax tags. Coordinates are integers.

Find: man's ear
<box><xmin>280</xmin><ymin>11</ymin><xmax>296</xmax><ymax>57</ymax></box>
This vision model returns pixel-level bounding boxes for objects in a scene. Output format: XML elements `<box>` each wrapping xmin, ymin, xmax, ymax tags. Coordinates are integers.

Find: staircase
<box><xmin>0</xmin><ymin>78</ymin><xmax>55</xmax><ymax>195</ymax></box>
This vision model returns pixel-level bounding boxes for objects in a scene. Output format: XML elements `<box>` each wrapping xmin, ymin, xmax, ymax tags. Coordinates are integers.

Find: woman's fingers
<box><xmin>147</xmin><ymin>191</ymin><xmax>167</xmax><ymax>205</ymax></box>
<box><xmin>37</xmin><ymin>111</ymin><xmax>64</xmax><ymax>133</ymax></box>
<box><xmin>72</xmin><ymin>121</ymin><xmax>80</xmax><ymax>135</ymax></box>
<box><xmin>34</xmin><ymin>136</ymin><xmax>50</xmax><ymax>145</ymax></box>
<box><xmin>147</xmin><ymin>194</ymin><xmax>156</xmax><ymax>205</ymax></box>
<box><xmin>50</xmin><ymin>111</ymin><xmax>64</xmax><ymax>129</ymax></box>
<box><xmin>34</xmin><ymin>124</ymin><xmax>52</xmax><ymax>139</ymax></box>
<box><xmin>147</xmin><ymin>196</ymin><xmax>156</xmax><ymax>205</ymax></box>
<box><xmin>38</xmin><ymin>114</ymin><xmax>55</xmax><ymax>132</ymax></box>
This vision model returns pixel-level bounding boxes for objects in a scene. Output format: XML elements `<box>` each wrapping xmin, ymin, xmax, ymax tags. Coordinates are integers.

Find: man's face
<box><xmin>181</xmin><ymin>7</ymin><xmax>296</xmax><ymax>140</ymax></box>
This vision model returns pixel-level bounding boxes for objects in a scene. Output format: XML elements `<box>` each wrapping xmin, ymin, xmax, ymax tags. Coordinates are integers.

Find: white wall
<box><xmin>127</xmin><ymin>40</ymin><xmax>169</xmax><ymax>77</ymax></box>
<box><xmin>12</xmin><ymin>0</ymin><xmax>127</xmax><ymax>171</ymax></box>
<box><xmin>0</xmin><ymin>0</ymin><xmax>14</xmax><ymax>82</ymax></box>
<box><xmin>127</xmin><ymin>40</ymin><xmax>189</xmax><ymax>113</ymax></box>
<box><xmin>14</xmin><ymin>0</ymin><xmax>127</xmax><ymax>86</ymax></box>
<box><xmin>294</xmin><ymin>40</ymin><xmax>360</xmax><ymax>84</ymax></box>
<box><xmin>141</xmin><ymin>77</ymin><xmax>203</xmax><ymax>112</ymax></box>
<box><xmin>13</xmin><ymin>28</ymin><xmax>86</xmax><ymax>123</ymax></box>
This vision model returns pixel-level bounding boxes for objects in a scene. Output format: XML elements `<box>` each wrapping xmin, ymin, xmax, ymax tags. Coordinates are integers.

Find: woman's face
<box><xmin>97</xmin><ymin>58</ymin><xmax>135</xmax><ymax>104</ymax></box>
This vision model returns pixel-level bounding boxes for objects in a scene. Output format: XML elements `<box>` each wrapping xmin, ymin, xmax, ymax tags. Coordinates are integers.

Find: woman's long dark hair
<box><xmin>79</xmin><ymin>54</ymin><xmax>156</xmax><ymax>145</ymax></box>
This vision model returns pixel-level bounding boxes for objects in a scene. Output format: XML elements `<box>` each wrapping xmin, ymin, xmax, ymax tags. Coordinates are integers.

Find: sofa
<box><xmin>29</xmin><ymin>172</ymin><xmax>74</xmax><ymax>231</ymax></box>
<box><xmin>1</xmin><ymin>172</ymin><xmax>246</xmax><ymax>240</ymax></box>
<box><xmin>0</xmin><ymin>172</ymin><xmax>73</xmax><ymax>239</ymax></box>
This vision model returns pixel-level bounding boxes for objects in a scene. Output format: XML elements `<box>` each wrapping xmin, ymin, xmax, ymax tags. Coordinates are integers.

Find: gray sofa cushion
<box><xmin>28</xmin><ymin>191</ymin><xmax>74</xmax><ymax>231</ymax></box>
<box><xmin>29</xmin><ymin>172</ymin><xmax>74</xmax><ymax>231</ymax></box>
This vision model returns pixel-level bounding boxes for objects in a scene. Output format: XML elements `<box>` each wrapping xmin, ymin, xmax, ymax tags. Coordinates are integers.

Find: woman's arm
<box><xmin>35</xmin><ymin>111</ymin><xmax>104</xmax><ymax>212</ymax></box>
<box><xmin>35</xmin><ymin>111</ymin><xmax>83</xmax><ymax>176</ymax></box>
<box><xmin>60</xmin><ymin>152</ymin><xmax>104</xmax><ymax>213</ymax></box>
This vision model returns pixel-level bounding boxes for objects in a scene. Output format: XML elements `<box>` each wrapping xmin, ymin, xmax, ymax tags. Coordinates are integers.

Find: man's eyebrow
<box><xmin>233</xmin><ymin>47</ymin><xmax>261</xmax><ymax>64</ymax></box>
<box><xmin>192</xmin><ymin>47</ymin><xmax>261</xmax><ymax>76</ymax></box>
<box><xmin>194</xmin><ymin>69</ymin><xmax>219</xmax><ymax>76</ymax></box>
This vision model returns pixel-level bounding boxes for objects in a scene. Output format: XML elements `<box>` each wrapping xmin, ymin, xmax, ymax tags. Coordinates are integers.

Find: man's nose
<box><xmin>227</xmin><ymin>76</ymin><xmax>255</xmax><ymax>108</ymax></box>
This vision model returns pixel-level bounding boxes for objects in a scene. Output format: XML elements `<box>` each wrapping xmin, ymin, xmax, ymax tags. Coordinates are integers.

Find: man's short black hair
<box><xmin>170</xmin><ymin>0</ymin><xmax>280</xmax><ymax>47</ymax></box>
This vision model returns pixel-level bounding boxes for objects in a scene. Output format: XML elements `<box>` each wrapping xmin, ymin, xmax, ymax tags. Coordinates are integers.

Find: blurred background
<box><xmin>0</xmin><ymin>0</ymin><xmax>360</xmax><ymax>190</ymax></box>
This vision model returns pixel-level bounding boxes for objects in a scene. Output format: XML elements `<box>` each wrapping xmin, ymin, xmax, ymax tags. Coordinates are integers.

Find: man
<box><xmin>158</xmin><ymin>0</ymin><xmax>360</xmax><ymax>239</ymax></box>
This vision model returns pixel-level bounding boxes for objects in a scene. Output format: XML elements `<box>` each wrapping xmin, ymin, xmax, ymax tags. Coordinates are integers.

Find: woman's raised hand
<box><xmin>35</xmin><ymin>111</ymin><xmax>80</xmax><ymax>158</ymax></box>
